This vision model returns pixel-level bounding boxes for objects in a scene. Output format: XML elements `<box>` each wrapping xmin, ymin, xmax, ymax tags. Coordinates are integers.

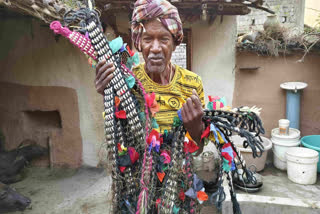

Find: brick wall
<box><xmin>237</xmin><ymin>0</ymin><xmax>305</xmax><ymax>34</ymax></box>
<box><xmin>171</xmin><ymin>43</ymin><xmax>187</xmax><ymax>69</ymax></box>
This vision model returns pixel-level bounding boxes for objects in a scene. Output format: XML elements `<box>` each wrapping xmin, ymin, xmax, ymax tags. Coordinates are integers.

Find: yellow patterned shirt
<box><xmin>133</xmin><ymin>63</ymin><xmax>205</xmax><ymax>133</ymax></box>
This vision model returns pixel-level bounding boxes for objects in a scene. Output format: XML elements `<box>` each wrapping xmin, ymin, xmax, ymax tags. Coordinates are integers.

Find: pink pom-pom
<box><xmin>50</xmin><ymin>21</ymin><xmax>71</xmax><ymax>37</ymax></box>
<box><xmin>50</xmin><ymin>21</ymin><xmax>62</xmax><ymax>33</ymax></box>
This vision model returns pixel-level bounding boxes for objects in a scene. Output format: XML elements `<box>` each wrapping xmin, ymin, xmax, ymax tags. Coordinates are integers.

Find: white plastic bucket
<box><xmin>271</xmin><ymin>128</ymin><xmax>300</xmax><ymax>170</ymax></box>
<box><xmin>286</xmin><ymin>147</ymin><xmax>319</xmax><ymax>184</ymax></box>
<box><xmin>271</xmin><ymin>128</ymin><xmax>300</xmax><ymax>144</ymax></box>
<box><xmin>278</xmin><ymin>119</ymin><xmax>290</xmax><ymax>135</ymax></box>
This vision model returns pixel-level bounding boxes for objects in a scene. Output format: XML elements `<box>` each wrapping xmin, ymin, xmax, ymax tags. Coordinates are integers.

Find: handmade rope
<box><xmin>49</xmin><ymin>1</ymin><xmax>266</xmax><ymax>213</ymax></box>
<box><xmin>50</xmin><ymin>2</ymin><xmax>150</xmax><ymax>212</ymax></box>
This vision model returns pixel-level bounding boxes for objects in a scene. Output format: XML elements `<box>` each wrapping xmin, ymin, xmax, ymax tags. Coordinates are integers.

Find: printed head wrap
<box><xmin>131</xmin><ymin>0</ymin><xmax>183</xmax><ymax>51</ymax></box>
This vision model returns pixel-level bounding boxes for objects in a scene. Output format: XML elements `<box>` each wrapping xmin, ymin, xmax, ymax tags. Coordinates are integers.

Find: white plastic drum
<box><xmin>286</xmin><ymin>147</ymin><xmax>319</xmax><ymax>184</ymax></box>
<box><xmin>271</xmin><ymin>128</ymin><xmax>300</xmax><ymax>170</ymax></box>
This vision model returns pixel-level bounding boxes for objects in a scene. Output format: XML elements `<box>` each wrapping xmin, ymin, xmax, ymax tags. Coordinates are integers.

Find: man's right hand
<box><xmin>95</xmin><ymin>60</ymin><xmax>115</xmax><ymax>95</ymax></box>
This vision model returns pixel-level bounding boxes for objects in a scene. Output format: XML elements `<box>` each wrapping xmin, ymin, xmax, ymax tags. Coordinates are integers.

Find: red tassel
<box><xmin>147</xmin><ymin>129</ymin><xmax>160</xmax><ymax>144</ymax></box>
<box><xmin>197</xmin><ymin>191</ymin><xmax>208</xmax><ymax>201</ymax></box>
<box><xmin>119</xmin><ymin>166</ymin><xmax>126</xmax><ymax>173</ymax></box>
<box><xmin>126</xmin><ymin>45</ymin><xmax>135</xmax><ymax>57</ymax></box>
<box><xmin>156</xmin><ymin>198</ymin><xmax>161</xmax><ymax>209</ymax></box>
<box><xmin>117</xmin><ymin>143</ymin><xmax>122</xmax><ymax>152</ymax></box>
<box><xmin>128</xmin><ymin>147</ymin><xmax>139</xmax><ymax>164</ymax></box>
<box><xmin>184</xmin><ymin>140</ymin><xmax>199</xmax><ymax>153</ymax></box>
<box><xmin>115</xmin><ymin>110</ymin><xmax>126</xmax><ymax>119</ymax></box>
<box><xmin>200</xmin><ymin>126</ymin><xmax>210</xmax><ymax>141</ymax></box>
<box><xmin>146</xmin><ymin>93</ymin><xmax>156</xmax><ymax>108</ymax></box>
<box><xmin>179</xmin><ymin>189</ymin><xmax>185</xmax><ymax>201</ymax></box>
<box><xmin>157</xmin><ymin>172</ymin><xmax>165</xmax><ymax>183</ymax></box>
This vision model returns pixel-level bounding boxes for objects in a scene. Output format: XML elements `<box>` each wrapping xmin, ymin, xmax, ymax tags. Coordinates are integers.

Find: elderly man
<box><xmin>96</xmin><ymin>0</ymin><xmax>205</xmax><ymax>149</ymax></box>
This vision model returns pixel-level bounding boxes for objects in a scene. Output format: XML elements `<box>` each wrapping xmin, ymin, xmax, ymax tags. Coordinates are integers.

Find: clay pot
<box><xmin>263</xmin><ymin>15</ymin><xmax>280</xmax><ymax>32</ymax></box>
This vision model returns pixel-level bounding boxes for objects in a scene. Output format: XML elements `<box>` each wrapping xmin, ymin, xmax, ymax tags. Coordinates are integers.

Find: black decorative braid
<box><xmin>61</xmin><ymin>4</ymin><xmax>149</xmax><ymax>213</ymax></box>
<box><xmin>159</xmin><ymin>125</ymin><xmax>185</xmax><ymax>213</ymax></box>
<box><xmin>203</xmin><ymin>110</ymin><xmax>265</xmax><ymax>158</ymax></box>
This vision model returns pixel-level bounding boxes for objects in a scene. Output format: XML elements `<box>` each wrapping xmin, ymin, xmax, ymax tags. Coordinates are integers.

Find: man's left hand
<box><xmin>181</xmin><ymin>89</ymin><xmax>204</xmax><ymax>152</ymax></box>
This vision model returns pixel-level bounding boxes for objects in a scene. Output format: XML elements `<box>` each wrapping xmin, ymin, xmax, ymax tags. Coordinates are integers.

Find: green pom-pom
<box><xmin>125</xmin><ymin>75</ymin><xmax>135</xmax><ymax>89</ymax></box>
<box><xmin>173</xmin><ymin>205</ymin><xmax>180</xmax><ymax>214</ymax></box>
<box><xmin>139</xmin><ymin>112</ymin><xmax>146</xmax><ymax>123</ymax></box>
<box><xmin>109</xmin><ymin>37</ymin><xmax>123</xmax><ymax>54</ymax></box>
<box><xmin>207</xmin><ymin>102</ymin><xmax>213</xmax><ymax>110</ymax></box>
<box><xmin>162</xmin><ymin>165</ymin><xmax>168</xmax><ymax>171</ymax></box>
<box><xmin>126</xmin><ymin>56</ymin><xmax>134</xmax><ymax>69</ymax></box>
<box><xmin>173</xmin><ymin>116</ymin><xmax>182</xmax><ymax>127</ymax></box>
<box><xmin>118</xmin><ymin>150</ymin><xmax>127</xmax><ymax>156</ymax></box>
<box><xmin>181</xmin><ymin>181</ymin><xmax>185</xmax><ymax>188</ymax></box>
<box><xmin>222</xmin><ymin>157</ymin><xmax>231</xmax><ymax>172</ymax></box>
<box><xmin>132</xmin><ymin>52</ymin><xmax>140</xmax><ymax>65</ymax></box>
<box><xmin>151</xmin><ymin>118</ymin><xmax>159</xmax><ymax>129</ymax></box>
<box><xmin>126</xmin><ymin>52</ymin><xmax>140</xmax><ymax>69</ymax></box>
<box><xmin>164</xmin><ymin>129</ymin><xmax>168</xmax><ymax>137</ymax></box>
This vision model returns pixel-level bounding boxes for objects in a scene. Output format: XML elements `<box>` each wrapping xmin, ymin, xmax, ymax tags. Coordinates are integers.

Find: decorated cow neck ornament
<box><xmin>49</xmin><ymin>1</ymin><xmax>265</xmax><ymax>213</ymax></box>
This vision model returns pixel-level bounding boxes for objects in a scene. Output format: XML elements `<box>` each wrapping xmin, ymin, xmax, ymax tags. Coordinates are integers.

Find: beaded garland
<box><xmin>49</xmin><ymin>1</ymin><xmax>266</xmax><ymax>213</ymax></box>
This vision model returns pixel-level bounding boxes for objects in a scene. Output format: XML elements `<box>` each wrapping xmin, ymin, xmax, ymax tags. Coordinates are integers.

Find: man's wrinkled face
<box><xmin>141</xmin><ymin>19</ymin><xmax>176</xmax><ymax>74</ymax></box>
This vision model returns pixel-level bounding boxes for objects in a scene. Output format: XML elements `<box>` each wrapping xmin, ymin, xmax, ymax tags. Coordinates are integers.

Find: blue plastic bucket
<box><xmin>301</xmin><ymin>135</ymin><xmax>320</xmax><ymax>172</ymax></box>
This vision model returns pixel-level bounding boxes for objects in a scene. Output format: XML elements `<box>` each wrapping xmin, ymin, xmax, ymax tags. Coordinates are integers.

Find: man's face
<box><xmin>141</xmin><ymin>19</ymin><xmax>176</xmax><ymax>74</ymax></box>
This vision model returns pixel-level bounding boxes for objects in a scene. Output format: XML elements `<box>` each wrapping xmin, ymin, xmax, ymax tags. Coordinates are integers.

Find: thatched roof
<box><xmin>237</xmin><ymin>29</ymin><xmax>320</xmax><ymax>62</ymax></box>
<box><xmin>0</xmin><ymin>0</ymin><xmax>273</xmax><ymax>24</ymax></box>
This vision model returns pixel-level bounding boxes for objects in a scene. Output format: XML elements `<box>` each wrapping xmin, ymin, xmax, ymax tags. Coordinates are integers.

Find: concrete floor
<box><xmin>223</xmin><ymin>167</ymin><xmax>320</xmax><ymax>214</ymax></box>
<box><xmin>11</xmin><ymin>167</ymin><xmax>111</xmax><ymax>214</ymax></box>
<box><xmin>9</xmin><ymin>166</ymin><xmax>320</xmax><ymax>214</ymax></box>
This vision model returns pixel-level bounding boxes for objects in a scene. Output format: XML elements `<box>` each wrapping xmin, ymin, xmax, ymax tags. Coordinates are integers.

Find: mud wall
<box><xmin>0</xmin><ymin>11</ymin><xmax>104</xmax><ymax>167</ymax></box>
<box><xmin>233</xmin><ymin>51</ymin><xmax>320</xmax><ymax>137</ymax></box>
<box><xmin>191</xmin><ymin>16</ymin><xmax>236</xmax><ymax>105</ymax></box>
<box><xmin>0</xmin><ymin>82</ymin><xmax>82</xmax><ymax>167</ymax></box>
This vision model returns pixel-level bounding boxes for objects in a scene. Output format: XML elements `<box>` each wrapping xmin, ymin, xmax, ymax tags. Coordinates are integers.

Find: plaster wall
<box><xmin>191</xmin><ymin>16</ymin><xmax>236</xmax><ymax>105</ymax></box>
<box><xmin>305</xmin><ymin>0</ymin><xmax>320</xmax><ymax>27</ymax></box>
<box><xmin>233</xmin><ymin>51</ymin><xmax>320</xmax><ymax>137</ymax></box>
<box><xmin>0</xmin><ymin>14</ymin><xmax>104</xmax><ymax>167</ymax></box>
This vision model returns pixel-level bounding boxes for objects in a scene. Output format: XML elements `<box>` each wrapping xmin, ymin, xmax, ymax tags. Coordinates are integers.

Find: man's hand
<box><xmin>95</xmin><ymin>60</ymin><xmax>115</xmax><ymax>95</ymax></box>
<box><xmin>181</xmin><ymin>89</ymin><xmax>204</xmax><ymax>151</ymax></box>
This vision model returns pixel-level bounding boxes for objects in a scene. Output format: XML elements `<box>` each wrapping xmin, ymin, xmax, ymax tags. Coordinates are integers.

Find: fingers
<box><xmin>96</xmin><ymin>59</ymin><xmax>106</xmax><ymax>75</ymax></box>
<box><xmin>192</xmin><ymin>89</ymin><xmax>199</xmax><ymax>98</ymax></box>
<box><xmin>97</xmin><ymin>63</ymin><xmax>114</xmax><ymax>83</ymax></box>
<box><xmin>185</xmin><ymin>98</ymin><xmax>194</xmax><ymax>118</ymax></box>
<box><xmin>96</xmin><ymin>62</ymin><xmax>114</xmax><ymax>81</ymax></box>
<box><xmin>182</xmin><ymin>98</ymin><xmax>202</xmax><ymax>122</ymax></box>
<box><xmin>181</xmin><ymin>104</ymin><xmax>187</xmax><ymax>123</ymax></box>
<box><xmin>95</xmin><ymin>60</ymin><xmax>115</xmax><ymax>95</ymax></box>
<box><xmin>96</xmin><ymin>73</ymin><xmax>114</xmax><ymax>94</ymax></box>
<box><xmin>190</xmin><ymin>95</ymin><xmax>202</xmax><ymax>111</ymax></box>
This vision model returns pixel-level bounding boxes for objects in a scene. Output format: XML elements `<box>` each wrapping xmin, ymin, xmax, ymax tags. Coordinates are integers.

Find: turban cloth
<box><xmin>131</xmin><ymin>0</ymin><xmax>184</xmax><ymax>51</ymax></box>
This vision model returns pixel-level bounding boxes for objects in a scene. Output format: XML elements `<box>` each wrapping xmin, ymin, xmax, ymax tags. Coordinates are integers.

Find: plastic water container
<box><xmin>278</xmin><ymin>119</ymin><xmax>290</xmax><ymax>135</ymax></box>
<box><xmin>301</xmin><ymin>135</ymin><xmax>320</xmax><ymax>173</ymax></box>
<box><xmin>286</xmin><ymin>147</ymin><xmax>319</xmax><ymax>184</ymax></box>
<box><xmin>271</xmin><ymin>128</ymin><xmax>300</xmax><ymax>170</ymax></box>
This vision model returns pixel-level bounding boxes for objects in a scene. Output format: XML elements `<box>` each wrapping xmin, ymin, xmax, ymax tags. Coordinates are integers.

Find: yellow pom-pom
<box><xmin>121</xmin><ymin>144</ymin><xmax>127</xmax><ymax>151</ymax></box>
